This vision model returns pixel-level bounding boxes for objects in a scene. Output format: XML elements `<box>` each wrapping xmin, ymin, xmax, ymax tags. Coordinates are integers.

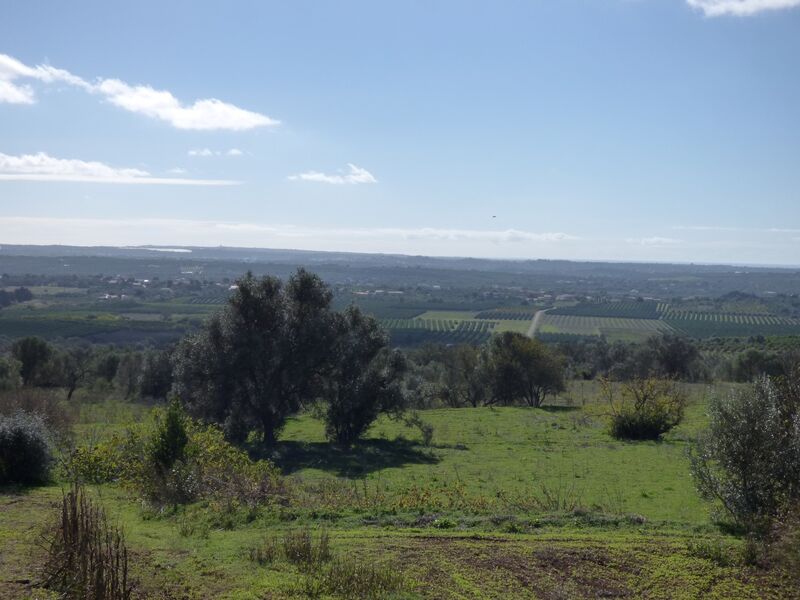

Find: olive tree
<box><xmin>172</xmin><ymin>269</ymin><xmax>336</xmax><ymax>445</ymax></box>
<box><xmin>487</xmin><ymin>332</ymin><xmax>566</xmax><ymax>407</ymax></box>
<box><xmin>690</xmin><ymin>372</ymin><xmax>800</xmax><ymax>532</ymax></box>
<box><xmin>321</xmin><ymin>306</ymin><xmax>407</xmax><ymax>446</ymax></box>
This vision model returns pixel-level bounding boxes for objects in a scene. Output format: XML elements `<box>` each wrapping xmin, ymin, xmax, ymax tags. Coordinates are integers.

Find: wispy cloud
<box><xmin>674</xmin><ymin>225</ymin><xmax>800</xmax><ymax>233</ymax></box>
<box><xmin>0</xmin><ymin>54</ymin><xmax>90</xmax><ymax>104</ymax></box>
<box><xmin>0</xmin><ymin>53</ymin><xmax>278</xmax><ymax>131</ymax></box>
<box><xmin>626</xmin><ymin>237</ymin><xmax>683</xmax><ymax>246</ymax></box>
<box><xmin>0</xmin><ymin>152</ymin><xmax>238</xmax><ymax>185</ymax></box>
<box><xmin>686</xmin><ymin>0</ymin><xmax>800</xmax><ymax>16</ymax></box>
<box><xmin>188</xmin><ymin>147</ymin><xmax>244</xmax><ymax>157</ymax></box>
<box><xmin>289</xmin><ymin>163</ymin><xmax>377</xmax><ymax>185</ymax></box>
<box><xmin>0</xmin><ymin>217</ymin><xmax>576</xmax><ymax>250</ymax></box>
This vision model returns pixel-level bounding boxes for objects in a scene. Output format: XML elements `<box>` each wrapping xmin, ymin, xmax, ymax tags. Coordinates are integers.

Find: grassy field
<box><xmin>2</xmin><ymin>382</ymin><xmax>795</xmax><ymax>598</ymax></box>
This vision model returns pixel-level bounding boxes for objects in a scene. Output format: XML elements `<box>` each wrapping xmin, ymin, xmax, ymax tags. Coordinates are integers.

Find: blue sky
<box><xmin>1</xmin><ymin>0</ymin><xmax>799</xmax><ymax>264</ymax></box>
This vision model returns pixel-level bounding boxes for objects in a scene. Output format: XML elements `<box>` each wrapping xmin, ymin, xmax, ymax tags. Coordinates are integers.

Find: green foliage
<box><xmin>323</xmin><ymin>307</ymin><xmax>407</xmax><ymax>446</ymax></box>
<box><xmin>487</xmin><ymin>332</ymin><xmax>566</xmax><ymax>407</ymax></box>
<box><xmin>0</xmin><ymin>355</ymin><xmax>22</xmax><ymax>391</ymax></box>
<box><xmin>0</xmin><ymin>411</ymin><xmax>53</xmax><ymax>485</ymax></box>
<box><xmin>137</xmin><ymin>349</ymin><xmax>173</xmax><ymax>399</ymax></box>
<box><xmin>66</xmin><ymin>406</ymin><xmax>285</xmax><ymax>508</ymax></box>
<box><xmin>604</xmin><ymin>378</ymin><xmax>687</xmax><ymax>440</ymax></box>
<box><xmin>172</xmin><ymin>269</ymin><xmax>337</xmax><ymax>444</ymax></box>
<box><xmin>149</xmin><ymin>399</ymin><xmax>188</xmax><ymax>473</ymax></box>
<box><xmin>690</xmin><ymin>373</ymin><xmax>800</xmax><ymax>533</ymax></box>
<box><xmin>11</xmin><ymin>336</ymin><xmax>54</xmax><ymax>386</ymax></box>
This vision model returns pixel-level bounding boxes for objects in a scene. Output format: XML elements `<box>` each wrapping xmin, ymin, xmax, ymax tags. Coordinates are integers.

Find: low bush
<box><xmin>42</xmin><ymin>483</ymin><xmax>134</xmax><ymax>600</ymax></box>
<box><xmin>63</xmin><ymin>403</ymin><xmax>286</xmax><ymax>509</ymax></box>
<box><xmin>0</xmin><ymin>411</ymin><xmax>53</xmax><ymax>485</ymax></box>
<box><xmin>603</xmin><ymin>378</ymin><xmax>687</xmax><ymax>440</ymax></box>
<box><xmin>0</xmin><ymin>388</ymin><xmax>74</xmax><ymax>442</ymax></box>
<box><xmin>690</xmin><ymin>374</ymin><xmax>800</xmax><ymax>533</ymax></box>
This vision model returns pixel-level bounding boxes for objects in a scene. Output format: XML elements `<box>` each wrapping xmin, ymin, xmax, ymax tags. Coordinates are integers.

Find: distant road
<box><xmin>527</xmin><ymin>308</ymin><xmax>549</xmax><ymax>338</ymax></box>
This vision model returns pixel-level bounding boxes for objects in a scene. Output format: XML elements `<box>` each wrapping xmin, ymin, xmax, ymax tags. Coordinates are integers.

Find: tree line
<box><xmin>1</xmin><ymin>268</ymin><xmax>795</xmax><ymax>448</ymax></box>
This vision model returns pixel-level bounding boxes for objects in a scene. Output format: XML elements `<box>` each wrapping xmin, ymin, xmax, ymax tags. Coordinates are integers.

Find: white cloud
<box><xmin>289</xmin><ymin>163</ymin><xmax>377</xmax><ymax>185</ymax></box>
<box><xmin>0</xmin><ymin>80</ymin><xmax>35</xmax><ymax>104</ymax></box>
<box><xmin>0</xmin><ymin>53</ymin><xmax>278</xmax><ymax>130</ymax></box>
<box><xmin>167</xmin><ymin>167</ymin><xmax>187</xmax><ymax>174</ymax></box>
<box><xmin>686</xmin><ymin>0</ymin><xmax>800</xmax><ymax>16</ymax></box>
<box><xmin>626</xmin><ymin>237</ymin><xmax>683</xmax><ymax>246</ymax></box>
<box><xmin>0</xmin><ymin>152</ymin><xmax>238</xmax><ymax>185</ymax></box>
<box><xmin>188</xmin><ymin>147</ymin><xmax>244</xmax><ymax>157</ymax></box>
<box><xmin>95</xmin><ymin>79</ymin><xmax>277</xmax><ymax>130</ymax></box>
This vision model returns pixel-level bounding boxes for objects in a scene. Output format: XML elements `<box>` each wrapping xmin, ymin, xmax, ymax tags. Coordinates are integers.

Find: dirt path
<box><xmin>527</xmin><ymin>308</ymin><xmax>549</xmax><ymax>338</ymax></box>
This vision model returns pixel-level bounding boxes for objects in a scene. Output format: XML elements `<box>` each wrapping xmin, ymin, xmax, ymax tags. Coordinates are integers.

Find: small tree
<box><xmin>138</xmin><ymin>349</ymin><xmax>173</xmax><ymax>400</ymax></box>
<box><xmin>439</xmin><ymin>345</ymin><xmax>490</xmax><ymax>408</ymax></box>
<box><xmin>62</xmin><ymin>346</ymin><xmax>95</xmax><ymax>401</ymax></box>
<box><xmin>322</xmin><ymin>307</ymin><xmax>406</xmax><ymax>446</ymax></box>
<box><xmin>690</xmin><ymin>373</ymin><xmax>800</xmax><ymax>533</ymax></box>
<box><xmin>603</xmin><ymin>377</ymin><xmax>687</xmax><ymax>440</ymax></box>
<box><xmin>11</xmin><ymin>336</ymin><xmax>54</xmax><ymax>387</ymax></box>
<box><xmin>487</xmin><ymin>332</ymin><xmax>566</xmax><ymax>407</ymax></box>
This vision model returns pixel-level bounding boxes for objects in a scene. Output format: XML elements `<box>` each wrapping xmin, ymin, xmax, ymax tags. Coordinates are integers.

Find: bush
<box><xmin>603</xmin><ymin>378</ymin><xmax>687</xmax><ymax>440</ymax></box>
<box><xmin>0</xmin><ymin>388</ymin><xmax>75</xmax><ymax>441</ymax></box>
<box><xmin>690</xmin><ymin>373</ymin><xmax>800</xmax><ymax>534</ymax></box>
<box><xmin>0</xmin><ymin>411</ymin><xmax>53</xmax><ymax>485</ymax></box>
<box><xmin>42</xmin><ymin>484</ymin><xmax>134</xmax><ymax>600</ymax></box>
<box><xmin>65</xmin><ymin>405</ymin><xmax>286</xmax><ymax>508</ymax></box>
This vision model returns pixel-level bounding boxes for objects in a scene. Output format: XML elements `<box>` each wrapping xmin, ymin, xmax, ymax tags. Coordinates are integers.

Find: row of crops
<box><xmin>665</xmin><ymin>319</ymin><xmax>800</xmax><ymax>339</ymax></box>
<box><xmin>381</xmin><ymin>318</ymin><xmax>498</xmax><ymax>347</ymax></box>
<box><xmin>184</xmin><ymin>295</ymin><xmax>229</xmax><ymax>305</ymax></box>
<box><xmin>660</xmin><ymin>310</ymin><xmax>798</xmax><ymax>325</ymax></box>
<box><xmin>549</xmin><ymin>301</ymin><xmax>661</xmax><ymax>320</ymax></box>
<box><xmin>539</xmin><ymin>315</ymin><xmax>672</xmax><ymax>336</ymax></box>
<box><xmin>474</xmin><ymin>310</ymin><xmax>536</xmax><ymax>321</ymax></box>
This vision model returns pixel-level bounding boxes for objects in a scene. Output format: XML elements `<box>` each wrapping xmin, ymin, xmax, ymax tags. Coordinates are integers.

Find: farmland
<box><xmin>538</xmin><ymin>314</ymin><xmax>674</xmax><ymax>342</ymax></box>
<box><xmin>538</xmin><ymin>300</ymin><xmax>800</xmax><ymax>343</ymax></box>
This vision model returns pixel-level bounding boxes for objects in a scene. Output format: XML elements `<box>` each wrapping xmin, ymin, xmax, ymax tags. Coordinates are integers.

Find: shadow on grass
<box><xmin>539</xmin><ymin>405</ymin><xmax>582</xmax><ymax>413</ymax></box>
<box><xmin>268</xmin><ymin>438</ymin><xmax>440</xmax><ymax>478</ymax></box>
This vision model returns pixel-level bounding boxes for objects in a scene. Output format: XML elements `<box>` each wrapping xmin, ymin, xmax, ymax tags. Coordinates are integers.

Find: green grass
<box><xmin>0</xmin><ymin>384</ymin><xmax>795</xmax><ymax>598</ymax></box>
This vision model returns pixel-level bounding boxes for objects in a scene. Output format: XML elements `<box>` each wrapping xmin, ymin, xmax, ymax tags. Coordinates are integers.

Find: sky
<box><xmin>0</xmin><ymin>0</ymin><xmax>799</xmax><ymax>265</ymax></box>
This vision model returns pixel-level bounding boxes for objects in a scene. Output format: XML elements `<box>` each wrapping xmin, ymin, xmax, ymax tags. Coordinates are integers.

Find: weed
<box><xmin>41</xmin><ymin>483</ymin><xmax>134</xmax><ymax>599</ymax></box>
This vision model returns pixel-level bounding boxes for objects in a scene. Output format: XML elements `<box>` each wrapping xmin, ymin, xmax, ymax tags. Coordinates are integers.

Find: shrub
<box><xmin>690</xmin><ymin>374</ymin><xmax>800</xmax><ymax>534</ymax></box>
<box><xmin>0</xmin><ymin>388</ymin><xmax>75</xmax><ymax>441</ymax></box>
<box><xmin>68</xmin><ymin>405</ymin><xmax>286</xmax><ymax>508</ymax></box>
<box><xmin>603</xmin><ymin>378</ymin><xmax>687</xmax><ymax>440</ymax></box>
<box><xmin>0</xmin><ymin>411</ymin><xmax>53</xmax><ymax>485</ymax></box>
<box><xmin>42</xmin><ymin>484</ymin><xmax>133</xmax><ymax>600</ymax></box>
